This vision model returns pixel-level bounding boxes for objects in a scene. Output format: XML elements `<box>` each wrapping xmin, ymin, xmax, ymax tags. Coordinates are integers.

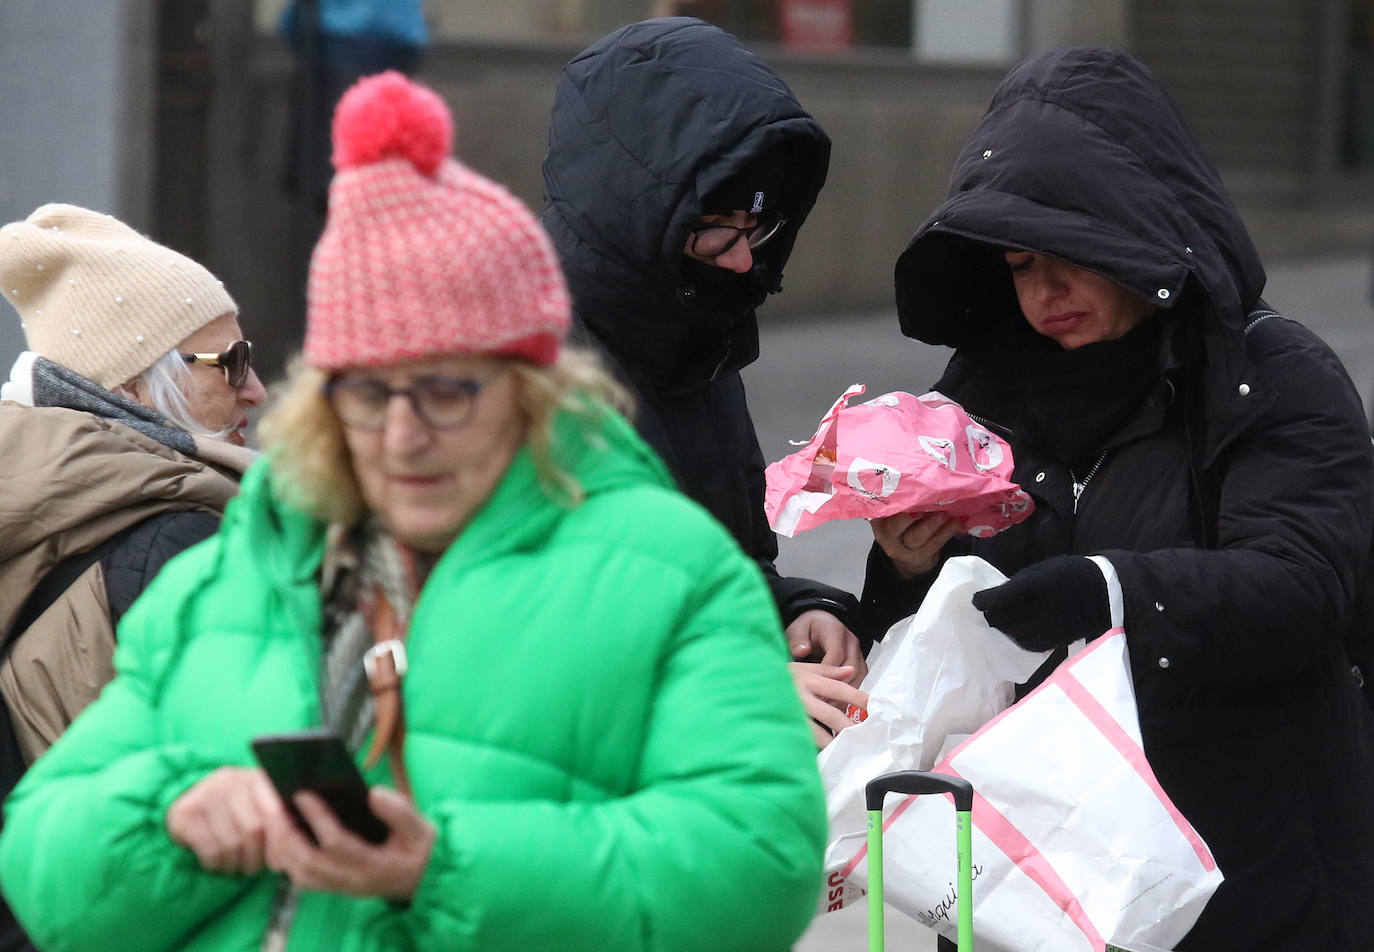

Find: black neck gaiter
<box><xmin>1012</xmin><ymin>315</ymin><xmax>1166</xmax><ymax>470</ymax></box>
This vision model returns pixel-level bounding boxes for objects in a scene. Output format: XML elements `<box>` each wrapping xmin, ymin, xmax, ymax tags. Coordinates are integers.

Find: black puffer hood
<box><xmin>542</xmin><ymin>17</ymin><xmax>830</xmax><ymax>390</ymax></box>
<box><xmin>895</xmin><ymin>47</ymin><xmax>1265</xmax><ymax>357</ymax></box>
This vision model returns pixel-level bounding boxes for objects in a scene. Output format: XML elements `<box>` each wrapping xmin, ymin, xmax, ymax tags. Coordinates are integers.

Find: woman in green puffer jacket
<box><xmin>0</xmin><ymin>72</ymin><xmax>825</xmax><ymax>952</ymax></box>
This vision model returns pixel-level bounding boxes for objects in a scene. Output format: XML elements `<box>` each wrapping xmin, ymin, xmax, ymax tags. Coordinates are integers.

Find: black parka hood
<box><xmin>541</xmin><ymin>17</ymin><xmax>830</xmax><ymax>389</ymax></box>
<box><xmin>895</xmin><ymin>47</ymin><xmax>1265</xmax><ymax>354</ymax></box>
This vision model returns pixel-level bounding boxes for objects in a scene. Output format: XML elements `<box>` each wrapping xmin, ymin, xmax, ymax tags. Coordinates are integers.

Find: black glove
<box><xmin>971</xmin><ymin>556</ymin><xmax>1111</xmax><ymax>652</ymax></box>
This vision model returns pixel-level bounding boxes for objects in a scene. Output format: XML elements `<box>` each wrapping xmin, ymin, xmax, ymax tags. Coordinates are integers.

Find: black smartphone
<box><xmin>250</xmin><ymin>729</ymin><xmax>390</xmax><ymax>844</ymax></box>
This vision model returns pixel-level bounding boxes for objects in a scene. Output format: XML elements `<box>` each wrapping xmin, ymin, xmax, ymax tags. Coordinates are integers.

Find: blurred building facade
<box><xmin>0</xmin><ymin>0</ymin><xmax>1370</xmax><ymax>376</ymax></box>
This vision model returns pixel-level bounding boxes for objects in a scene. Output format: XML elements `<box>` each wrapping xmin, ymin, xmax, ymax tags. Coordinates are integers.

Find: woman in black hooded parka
<box><xmin>859</xmin><ymin>47</ymin><xmax>1374</xmax><ymax>948</ymax></box>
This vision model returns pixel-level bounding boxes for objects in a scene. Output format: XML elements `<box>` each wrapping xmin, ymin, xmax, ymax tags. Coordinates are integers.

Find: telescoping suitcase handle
<box><xmin>865</xmin><ymin>771</ymin><xmax>975</xmax><ymax>952</ymax></box>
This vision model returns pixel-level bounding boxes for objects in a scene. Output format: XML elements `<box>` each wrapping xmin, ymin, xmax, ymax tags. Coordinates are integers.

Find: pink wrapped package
<box><xmin>765</xmin><ymin>384</ymin><xmax>1034</xmax><ymax>538</ymax></box>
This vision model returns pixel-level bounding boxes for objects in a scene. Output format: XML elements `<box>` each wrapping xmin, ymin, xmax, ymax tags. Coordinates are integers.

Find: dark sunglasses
<box><xmin>182</xmin><ymin>340</ymin><xmax>253</xmax><ymax>389</ymax></box>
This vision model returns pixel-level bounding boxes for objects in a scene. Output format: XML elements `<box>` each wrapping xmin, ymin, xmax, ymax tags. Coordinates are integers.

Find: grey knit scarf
<box><xmin>7</xmin><ymin>352</ymin><xmax>197</xmax><ymax>455</ymax></box>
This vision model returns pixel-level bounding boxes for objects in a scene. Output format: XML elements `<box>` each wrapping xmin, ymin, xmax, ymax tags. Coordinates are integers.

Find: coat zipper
<box><xmin>964</xmin><ymin>411</ymin><xmax>1105</xmax><ymax>515</ymax></box>
<box><xmin>1069</xmin><ymin>449</ymin><xmax>1109</xmax><ymax>515</ymax></box>
<box><xmin>967</xmin><ymin>412</ymin><xmax>1013</xmax><ymax>440</ymax></box>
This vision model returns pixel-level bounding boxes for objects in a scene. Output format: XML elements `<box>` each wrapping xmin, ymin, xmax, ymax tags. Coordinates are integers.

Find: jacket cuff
<box><xmin>767</xmin><ymin>576</ymin><xmax>858</xmax><ymax>628</ymax></box>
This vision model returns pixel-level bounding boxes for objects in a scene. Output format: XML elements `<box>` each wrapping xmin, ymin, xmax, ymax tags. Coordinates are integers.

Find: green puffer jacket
<box><xmin>0</xmin><ymin>405</ymin><xmax>826</xmax><ymax>951</ymax></box>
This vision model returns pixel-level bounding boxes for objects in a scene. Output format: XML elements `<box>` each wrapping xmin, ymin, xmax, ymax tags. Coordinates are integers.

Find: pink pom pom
<box><xmin>331</xmin><ymin>71</ymin><xmax>453</xmax><ymax>174</ymax></box>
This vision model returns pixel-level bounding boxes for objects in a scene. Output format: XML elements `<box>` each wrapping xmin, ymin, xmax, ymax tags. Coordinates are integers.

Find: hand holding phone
<box><xmin>251</xmin><ymin>729</ymin><xmax>390</xmax><ymax>845</ymax></box>
<box><xmin>166</xmin><ymin>766</ymin><xmax>275</xmax><ymax>875</ymax></box>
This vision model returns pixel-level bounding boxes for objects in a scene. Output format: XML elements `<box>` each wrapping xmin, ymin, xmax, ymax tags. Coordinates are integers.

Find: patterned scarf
<box><xmin>261</xmin><ymin>520</ymin><xmax>421</xmax><ymax>951</ymax></box>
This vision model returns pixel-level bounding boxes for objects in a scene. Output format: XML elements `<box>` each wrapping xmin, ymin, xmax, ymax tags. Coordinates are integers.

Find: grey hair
<box><xmin>121</xmin><ymin>348</ymin><xmax>232</xmax><ymax>439</ymax></box>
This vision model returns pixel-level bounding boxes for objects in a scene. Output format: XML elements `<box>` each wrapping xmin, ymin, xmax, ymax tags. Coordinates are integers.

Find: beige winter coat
<box><xmin>0</xmin><ymin>403</ymin><xmax>252</xmax><ymax>762</ymax></box>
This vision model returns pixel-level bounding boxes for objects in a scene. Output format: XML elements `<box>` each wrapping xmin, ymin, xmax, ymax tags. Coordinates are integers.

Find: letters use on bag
<box><xmin>819</xmin><ymin>557</ymin><xmax>1222</xmax><ymax>951</ymax></box>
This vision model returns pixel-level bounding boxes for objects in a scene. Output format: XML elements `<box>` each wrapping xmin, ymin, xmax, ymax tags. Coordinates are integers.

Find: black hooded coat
<box><xmin>542</xmin><ymin>17</ymin><xmax>855</xmax><ymax>624</ymax></box>
<box><xmin>859</xmin><ymin>48</ymin><xmax>1374</xmax><ymax>948</ymax></box>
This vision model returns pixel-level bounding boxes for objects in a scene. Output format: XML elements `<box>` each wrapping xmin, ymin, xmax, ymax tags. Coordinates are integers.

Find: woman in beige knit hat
<box><xmin>0</xmin><ymin>202</ymin><xmax>266</xmax><ymax>769</ymax></box>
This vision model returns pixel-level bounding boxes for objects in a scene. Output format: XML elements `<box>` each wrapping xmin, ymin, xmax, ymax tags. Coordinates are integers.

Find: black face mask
<box><xmin>679</xmin><ymin>258</ymin><xmax>771</xmax><ymax>316</ymax></box>
<box><xmin>601</xmin><ymin>259</ymin><xmax>765</xmax><ymax>393</ymax></box>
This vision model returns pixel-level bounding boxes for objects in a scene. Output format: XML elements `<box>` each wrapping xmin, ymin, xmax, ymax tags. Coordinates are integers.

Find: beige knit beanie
<box><xmin>0</xmin><ymin>203</ymin><xmax>238</xmax><ymax>389</ymax></box>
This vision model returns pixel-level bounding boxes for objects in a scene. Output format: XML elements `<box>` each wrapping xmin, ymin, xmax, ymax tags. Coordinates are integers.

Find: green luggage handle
<box><xmin>865</xmin><ymin>771</ymin><xmax>975</xmax><ymax>952</ymax></box>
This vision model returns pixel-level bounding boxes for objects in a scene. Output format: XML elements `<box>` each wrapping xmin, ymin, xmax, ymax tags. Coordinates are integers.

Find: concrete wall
<box><xmin>1131</xmin><ymin>0</ymin><xmax>1321</xmax><ymax>195</ymax></box>
<box><xmin>1026</xmin><ymin>0</ymin><xmax>1128</xmax><ymax>49</ymax></box>
<box><xmin>769</xmin><ymin>55</ymin><xmax>1003</xmax><ymax>312</ymax></box>
<box><xmin>0</xmin><ymin>0</ymin><xmax>157</xmax><ymax>366</ymax></box>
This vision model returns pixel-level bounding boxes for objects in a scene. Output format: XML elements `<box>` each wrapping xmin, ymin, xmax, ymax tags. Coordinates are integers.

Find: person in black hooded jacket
<box><xmin>542</xmin><ymin>17</ymin><xmax>866</xmax><ymax>746</ymax></box>
<box><xmin>859</xmin><ymin>47</ymin><xmax>1374</xmax><ymax>949</ymax></box>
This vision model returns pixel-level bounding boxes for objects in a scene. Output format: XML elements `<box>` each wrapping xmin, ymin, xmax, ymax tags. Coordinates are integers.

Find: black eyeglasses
<box><xmin>323</xmin><ymin>375</ymin><xmax>490</xmax><ymax>430</ymax></box>
<box><xmin>182</xmin><ymin>340</ymin><xmax>253</xmax><ymax>389</ymax></box>
<box><xmin>687</xmin><ymin>212</ymin><xmax>787</xmax><ymax>261</ymax></box>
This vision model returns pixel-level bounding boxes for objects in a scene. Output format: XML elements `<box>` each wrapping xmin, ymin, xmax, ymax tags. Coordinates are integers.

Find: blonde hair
<box><xmin>257</xmin><ymin>347</ymin><xmax>631</xmax><ymax>525</ymax></box>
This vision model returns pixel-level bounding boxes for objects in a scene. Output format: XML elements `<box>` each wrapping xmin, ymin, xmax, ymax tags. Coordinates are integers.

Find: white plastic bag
<box><xmin>819</xmin><ymin>557</ymin><xmax>1222</xmax><ymax>950</ymax></box>
<box><xmin>818</xmin><ymin>557</ymin><xmax>1045</xmax><ymax>879</ymax></box>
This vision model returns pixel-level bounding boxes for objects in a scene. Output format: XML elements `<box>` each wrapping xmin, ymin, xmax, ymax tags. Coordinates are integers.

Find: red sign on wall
<box><xmin>780</xmin><ymin>0</ymin><xmax>854</xmax><ymax>52</ymax></box>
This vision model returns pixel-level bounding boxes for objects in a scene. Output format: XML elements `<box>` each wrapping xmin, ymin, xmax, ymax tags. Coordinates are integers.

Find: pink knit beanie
<box><xmin>303</xmin><ymin>71</ymin><xmax>569</xmax><ymax>370</ymax></box>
